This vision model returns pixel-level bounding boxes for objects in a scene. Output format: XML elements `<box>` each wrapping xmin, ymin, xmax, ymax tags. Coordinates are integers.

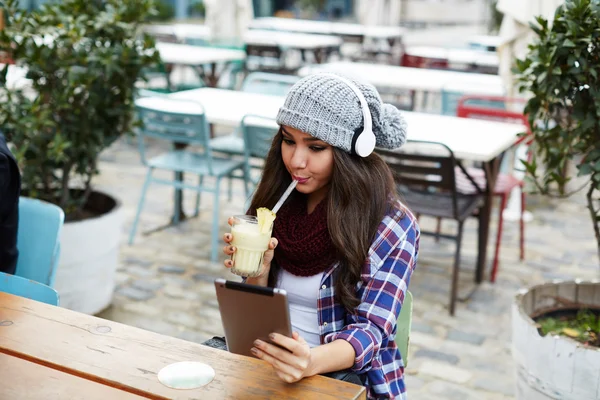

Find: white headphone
<box><xmin>320</xmin><ymin>73</ymin><xmax>376</xmax><ymax>157</ymax></box>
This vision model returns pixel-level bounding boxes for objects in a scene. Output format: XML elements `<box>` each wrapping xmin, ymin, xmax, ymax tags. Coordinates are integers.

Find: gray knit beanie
<box><xmin>276</xmin><ymin>72</ymin><xmax>407</xmax><ymax>154</ymax></box>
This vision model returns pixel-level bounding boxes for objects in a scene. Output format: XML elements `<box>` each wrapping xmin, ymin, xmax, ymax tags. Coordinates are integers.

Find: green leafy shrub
<box><xmin>515</xmin><ymin>0</ymin><xmax>600</xmax><ymax>262</ymax></box>
<box><xmin>0</xmin><ymin>0</ymin><xmax>160</xmax><ymax>220</ymax></box>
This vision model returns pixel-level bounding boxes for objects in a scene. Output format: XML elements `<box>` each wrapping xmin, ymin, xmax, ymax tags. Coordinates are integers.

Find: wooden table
<box><xmin>156</xmin><ymin>42</ymin><xmax>246</xmax><ymax>87</ymax></box>
<box><xmin>164</xmin><ymin>88</ymin><xmax>522</xmax><ymax>280</ymax></box>
<box><xmin>0</xmin><ymin>292</ymin><xmax>366</xmax><ymax>400</ymax></box>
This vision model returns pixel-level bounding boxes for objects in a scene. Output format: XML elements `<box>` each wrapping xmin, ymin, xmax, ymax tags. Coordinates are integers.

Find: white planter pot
<box><xmin>512</xmin><ymin>280</ymin><xmax>600</xmax><ymax>400</ymax></box>
<box><xmin>54</xmin><ymin>192</ymin><xmax>123</xmax><ymax>315</ymax></box>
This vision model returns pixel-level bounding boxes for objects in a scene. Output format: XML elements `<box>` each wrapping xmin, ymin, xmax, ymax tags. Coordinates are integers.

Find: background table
<box><xmin>0</xmin><ymin>292</ymin><xmax>366</xmax><ymax>400</ymax></box>
<box><xmin>404</xmin><ymin>46</ymin><xmax>499</xmax><ymax>68</ymax></box>
<box><xmin>156</xmin><ymin>42</ymin><xmax>246</xmax><ymax>87</ymax></box>
<box><xmin>299</xmin><ymin>61</ymin><xmax>504</xmax><ymax>96</ymax></box>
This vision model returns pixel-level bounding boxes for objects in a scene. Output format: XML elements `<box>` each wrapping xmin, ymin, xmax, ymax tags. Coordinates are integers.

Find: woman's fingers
<box><xmin>268</xmin><ymin>238</ymin><xmax>278</xmax><ymax>250</ymax></box>
<box><xmin>223</xmin><ymin>233</ymin><xmax>233</xmax><ymax>243</ymax></box>
<box><xmin>228</xmin><ymin>216</ymin><xmax>234</xmax><ymax>226</ymax></box>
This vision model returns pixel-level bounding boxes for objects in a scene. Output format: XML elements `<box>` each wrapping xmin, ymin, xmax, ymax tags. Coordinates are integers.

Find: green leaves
<box><xmin>515</xmin><ymin>0</ymin><xmax>600</xmax><ymax>260</ymax></box>
<box><xmin>0</xmin><ymin>0</ymin><xmax>159</xmax><ymax>215</ymax></box>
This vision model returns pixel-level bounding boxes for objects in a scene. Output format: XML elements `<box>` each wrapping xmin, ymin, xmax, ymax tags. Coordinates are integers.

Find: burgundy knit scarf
<box><xmin>272</xmin><ymin>195</ymin><xmax>336</xmax><ymax>277</ymax></box>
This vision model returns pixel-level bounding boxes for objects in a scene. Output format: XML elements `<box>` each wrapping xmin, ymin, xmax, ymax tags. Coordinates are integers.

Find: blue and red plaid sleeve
<box><xmin>325</xmin><ymin>205</ymin><xmax>419</xmax><ymax>373</ymax></box>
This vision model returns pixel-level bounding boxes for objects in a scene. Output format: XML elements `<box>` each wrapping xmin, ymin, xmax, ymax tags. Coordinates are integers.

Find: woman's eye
<box><xmin>282</xmin><ymin>138</ymin><xmax>294</xmax><ymax>145</ymax></box>
<box><xmin>310</xmin><ymin>146</ymin><xmax>326</xmax><ymax>152</ymax></box>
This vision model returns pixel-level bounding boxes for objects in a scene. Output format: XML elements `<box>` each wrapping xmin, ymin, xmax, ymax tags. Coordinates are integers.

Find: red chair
<box><xmin>401</xmin><ymin>53</ymin><xmax>449</xmax><ymax>69</ymax></box>
<box><xmin>436</xmin><ymin>95</ymin><xmax>531</xmax><ymax>283</ymax></box>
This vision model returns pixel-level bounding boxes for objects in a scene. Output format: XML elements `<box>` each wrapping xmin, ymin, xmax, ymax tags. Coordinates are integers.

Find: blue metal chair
<box><xmin>0</xmin><ymin>271</ymin><xmax>59</xmax><ymax>306</ymax></box>
<box><xmin>239</xmin><ymin>72</ymin><xmax>300</xmax><ymax>96</ymax></box>
<box><xmin>15</xmin><ymin>197</ymin><xmax>65</xmax><ymax>287</ymax></box>
<box><xmin>241</xmin><ymin>115</ymin><xmax>279</xmax><ymax>195</ymax></box>
<box><xmin>129</xmin><ymin>96</ymin><xmax>247</xmax><ymax>262</ymax></box>
<box><xmin>440</xmin><ymin>89</ymin><xmax>506</xmax><ymax>116</ymax></box>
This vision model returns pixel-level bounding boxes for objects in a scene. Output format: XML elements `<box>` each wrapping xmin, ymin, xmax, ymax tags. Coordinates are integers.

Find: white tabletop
<box><xmin>245</xmin><ymin>30</ymin><xmax>342</xmax><ymax>50</ymax></box>
<box><xmin>156</xmin><ymin>42</ymin><xmax>246</xmax><ymax>66</ymax></box>
<box><xmin>405</xmin><ymin>46</ymin><xmax>499</xmax><ymax>68</ymax></box>
<box><xmin>144</xmin><ymin>24</ymin><xmax>210</xmax><ymax>41</ymax></box>
<box><xmin>299</xmin><ymin>61</ymin><xmax>504</xmax><ymax>95</ymax></box>
<box><xmin>163</xmin><ymin>88</ymin><xmax>521</xmax><ymax>162</ymax></box>
<box><xmin>250</xmin><ymin>17</ymin><xmax>404</xmax><ymax>39</ymax></box>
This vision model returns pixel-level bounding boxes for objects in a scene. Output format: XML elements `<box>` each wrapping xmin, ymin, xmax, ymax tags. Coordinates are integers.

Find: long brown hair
<box><xmin>249</xmin><ymin>129</ymin><xmax>400</xmax><ymax>312</ymax></box>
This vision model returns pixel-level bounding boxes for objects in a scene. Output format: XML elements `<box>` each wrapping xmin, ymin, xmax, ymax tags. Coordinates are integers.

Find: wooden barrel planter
<box><xmin>512</xmin><ymin>280</ymin><xmax>600</xmax><ymax>400</ymax></box>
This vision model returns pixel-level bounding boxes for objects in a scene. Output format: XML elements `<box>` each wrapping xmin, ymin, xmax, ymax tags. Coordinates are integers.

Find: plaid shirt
<box><xmin>319</xmin><ymin>201</ymin><xmax>419</xmax><ymax>399</ymax></box>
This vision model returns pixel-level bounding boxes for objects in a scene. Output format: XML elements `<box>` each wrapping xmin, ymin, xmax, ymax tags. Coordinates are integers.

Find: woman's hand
<box><xmin>222</xmin><ymin>216</ymin><xmax>277</xmax><ymax>284</ymax></box>
<box><xmin>251</xmin><ymin>332</ymin><xmax>314</xmax><ymax>383</ymax></box>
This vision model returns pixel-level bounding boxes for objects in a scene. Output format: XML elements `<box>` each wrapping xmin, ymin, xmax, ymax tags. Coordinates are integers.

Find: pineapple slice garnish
<box><xmin>256</xmin><ymin>207</ymin><xmax>276</xmax><ymax>234</ymax></box>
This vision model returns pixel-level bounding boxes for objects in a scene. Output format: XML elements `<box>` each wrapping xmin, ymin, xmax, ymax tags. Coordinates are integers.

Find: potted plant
<box><xmin>511</xmin><ymin>1</ymin><xmax>600</xmax><ymax>398</ymax></box>
<box><xmin>0</xmin><ymin>0</ymin><xmax>159</xmax><ymax>314</ymax></box>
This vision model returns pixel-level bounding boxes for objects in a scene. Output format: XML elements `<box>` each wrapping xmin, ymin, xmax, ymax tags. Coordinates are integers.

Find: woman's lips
<box><xmin>293</xmin><ymin>176</ymin><xmax>309</xmax><ymax>184</ymax></box>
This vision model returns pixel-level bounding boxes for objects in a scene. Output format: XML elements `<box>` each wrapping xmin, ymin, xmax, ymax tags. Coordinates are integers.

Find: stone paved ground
<box><xmin>94</xmin><ymin>136</ymin><xmax>599</xmax><ymax>399</ymax></box>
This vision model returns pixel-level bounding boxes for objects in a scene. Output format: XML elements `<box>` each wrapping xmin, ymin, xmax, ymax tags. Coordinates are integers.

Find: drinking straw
<box><xmin>272</xmin><ymin>180</ymin><xmax>298</xmax><ymax>214</ymax></box>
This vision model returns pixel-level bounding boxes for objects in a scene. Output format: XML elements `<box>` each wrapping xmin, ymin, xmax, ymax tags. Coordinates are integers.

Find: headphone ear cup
<box><xmin>354</xmin><ymin>128</ymin><xmax>376</xmax><ymax>157</ymax></box>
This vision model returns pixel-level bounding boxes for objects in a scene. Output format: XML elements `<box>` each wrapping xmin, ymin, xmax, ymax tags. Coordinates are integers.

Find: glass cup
<box><xmin>230</xmin><ymin>215</ymin><xmax>273</xmax><ymax>278</ymax></box>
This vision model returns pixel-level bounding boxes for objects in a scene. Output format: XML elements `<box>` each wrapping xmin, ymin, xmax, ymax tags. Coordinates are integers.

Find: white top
<box><xmin>244</xmin><ymin>30</ymin><xmax>342</xmax><ymax>50</ymax></box>
<box><xmin>168</xmin><ymin>88</ymin><xmax>523</xmax><ymax>162</ymax></box>
<box><xmin>299</xmin><ymin>61</ymin><xmax>504</xmax><ymax>95</ymax></box>
<box><xmin>156</xmin><ymin>42</ymin><xmax>246</xmax><ymax>66</ymax></box>
<box><xmin>250</xmin><ymin>17</ymin><xmax>404</xmax><ymax>40</ymax></box>
<box><xmin>277</xmin><ymin>269</ymin><xmax>323</xmax><ymax>348</ymax></box>
<box><xmin>404</xmin><ymin>46</ymin><xmax>499</xmax><ymax>68</ymax></box>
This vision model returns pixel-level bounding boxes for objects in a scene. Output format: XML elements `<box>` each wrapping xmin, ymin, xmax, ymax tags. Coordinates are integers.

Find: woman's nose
<box><xmin>290</xmin><ymin>148</ymin><xmax>307</xmax><ymax>169</ymax></box>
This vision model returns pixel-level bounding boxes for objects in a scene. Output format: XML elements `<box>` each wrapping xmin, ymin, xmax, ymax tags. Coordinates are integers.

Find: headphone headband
<box><xmin>319</xmin><ymin>73</ymin><xmax>376</xmax><ymax>157</ymax></box>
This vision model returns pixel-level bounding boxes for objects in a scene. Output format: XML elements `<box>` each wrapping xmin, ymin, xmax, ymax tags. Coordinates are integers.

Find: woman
<box><xmin>222</xmin><ymin>73</ymin><xmax>419</xmax><ymax>399</ymax></box>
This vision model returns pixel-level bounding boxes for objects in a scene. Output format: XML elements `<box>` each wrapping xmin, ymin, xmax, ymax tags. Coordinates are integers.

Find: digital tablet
<box><xmin>214</xmin><ymin>278</ymin><xmax>293</xmax><ymax>357</ymax></box>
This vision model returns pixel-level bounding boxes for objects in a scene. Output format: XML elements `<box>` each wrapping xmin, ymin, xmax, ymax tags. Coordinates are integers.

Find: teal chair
<box><xmin>241</xmin><ymin>114</ymin><xmax>279</xmax><ymax>195</ymax></box>
<box><xmin>396</xmin><ymin>290</ymin><xmax>413</xmax><ymax>367</ymax></box>
<box><xmin>239</xmin><ymin>72</ymin><xmax>300</xmax><ymax>96</ymax></box>
<box><xmin>440</xmin><ymin>89</ymin><xmax>506</xmax><ymax>116</ymax></box>
<box><xmin>0</xmin><ymin>271</ymin><xmax>59</xmax><ymax>306</ymax></box>
<box><xmin>129</xmin><ymin>96</ymin><xmax>247</xmax><ymax>262</ymax></box>
<box><xmin>15</xmin><ymin>197</ymin><xmax>65</xmax><ymax>287</ymax></box>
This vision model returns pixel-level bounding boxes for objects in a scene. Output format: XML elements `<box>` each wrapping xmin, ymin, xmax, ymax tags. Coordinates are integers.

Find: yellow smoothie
<box><xmin>230</xmin><ymin>209</ymin><xmax>276</xmax><ymax>277</ymax></box>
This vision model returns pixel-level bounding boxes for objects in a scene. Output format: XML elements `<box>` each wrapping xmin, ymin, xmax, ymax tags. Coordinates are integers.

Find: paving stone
<box><xmin>191</xmin><ymin>273</ymin><xmax>219</xmax><ymax>283</ymax></box>
<box><xmin>122</xmin><ymin>256</ymin><xmax>154</xmax><ymax>267</ymax></box>
<box><xmin>125</xmin><ymin>265</ymin><xmax>156</xmax><ymax>278</ymax></box>
<box><xmin>404</xmin><ymin>374</ymin><xmax>426</xmax><ymax>391</ymax></box>
<box><xmin>410</xmin><ymin>321</ymin><xmax>435</xmax><ymax>335</ymax></box>
<box><xmin>417</xmin><ymin>360</ymin><xmax>472</xmax><ymax>384</ymax></box>
<box><xmin>158</xmin><ymin>264</ymin><xmax>186</xmax><ymax>274</ymax></box>
<box><xmin>131</xmin><ymin>279</ymin><xmax>164</xmax><ymax>292</ymax></box>
<box><xmin>115</xmin><ymin>286</ymin><xmax>154</xmax><ymax>301</ymax></box>
<box><xmin>446</xmin><ymin>329</ymin><xmax>486</xmax><ymax>346</ymax></box>
<box><xmin>472</xmin><ymin>375</ymin><xmax>515</xmax><ymax>397</ymax></box>
<box><xmin>166</xmin><ymin>311</ymin><xmax>199</xmax><ymax>329</ymax></box>
<box><xmin>425</xmin><ymin>380</ymin><xmax>507</xmax><ymax>400</ymax></box>
<box><xmin>413</xmin><ymin>349</ymin><xmax>459</xmax><ymax>365</ymax></box>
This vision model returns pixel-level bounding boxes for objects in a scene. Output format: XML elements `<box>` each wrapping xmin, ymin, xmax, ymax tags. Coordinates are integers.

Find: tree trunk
<box><xmin>586</xmin><ymin>184</ymin><xmax>600</xmax><ymax>266</ymax></box>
